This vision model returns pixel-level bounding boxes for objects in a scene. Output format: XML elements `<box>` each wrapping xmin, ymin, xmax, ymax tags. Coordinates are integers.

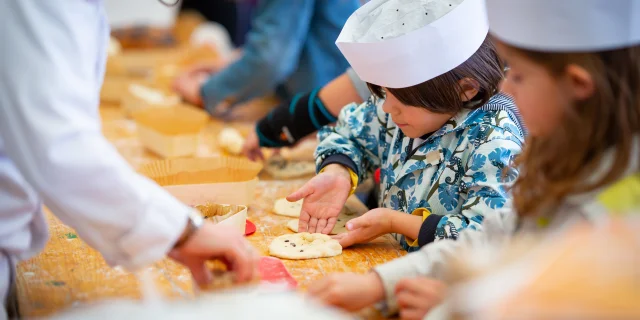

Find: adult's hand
<box><xmin>168</xmin><ymin>221</ymin><xmax>260</xmax><ymax>288</ymax></box>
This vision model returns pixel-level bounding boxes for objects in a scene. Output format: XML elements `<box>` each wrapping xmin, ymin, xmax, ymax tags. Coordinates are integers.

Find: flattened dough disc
<box><xmin>218</xmin><ymin>127</ymin><xmax>245</xmax><ymax>155</ymax></box>
<box><xmin>269</xmin><ymin>233</ymin><xmax>342</xmax><ymax>260</ymax></box>
<box><xmin>273</xmin><ymin>198</ymin><xmax>303</xmax><ymax>218</ymax></box>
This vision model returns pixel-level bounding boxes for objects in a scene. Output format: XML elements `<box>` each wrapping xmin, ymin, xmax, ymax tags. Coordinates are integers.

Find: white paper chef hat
<box><xmin>336</xmin><ymin>0</ymin><xmax>489</xmax><ymax>88</ymax></box>
<box><xmin>486</xmin><ymin>0</ymin><xmax>640</xmax><ymax>52</ymax></box>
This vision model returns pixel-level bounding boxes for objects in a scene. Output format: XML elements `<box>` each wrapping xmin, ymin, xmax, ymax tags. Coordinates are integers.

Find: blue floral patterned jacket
<box><xmin>315</xmin><ymin>93</ymin><xmax>525</xmax><ymax>252</ymax></box>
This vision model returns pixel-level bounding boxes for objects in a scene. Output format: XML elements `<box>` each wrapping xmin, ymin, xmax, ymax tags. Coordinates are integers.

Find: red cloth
<box><xmin>259</xmin><ymin>257</ymin><xmax>297</xmax><ymax>289</ymax></box>
<box><xmin>374</xmin><ymin>168</ymin><xmax>381</xmax><ymax>184</ymax></box>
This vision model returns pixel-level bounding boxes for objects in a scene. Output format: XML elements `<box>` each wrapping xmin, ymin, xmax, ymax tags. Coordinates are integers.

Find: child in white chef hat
<box><xmin>307</xmin><ymin>0</ymin><xmax>640</xmax><ymax>318</ymax></box>
<box><xmin>289</xmin><ymin>0</ymin><xmax>525</xmax><ymax>252</ymax></box>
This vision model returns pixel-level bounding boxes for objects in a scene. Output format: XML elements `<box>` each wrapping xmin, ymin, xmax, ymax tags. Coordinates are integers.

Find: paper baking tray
<box><xmin>195</xmin><ymin>203</ymin><xmax>248</xmax><ymax>235</ymax></box>
<box><xmin>132</xmin><ymin>104</ymin><xmax>209</xmax><ymax>158</ymax></box>
<box><xmin>138</xmin><ymin>157</ymin><xmax>263</xmax><ymax>205</ymax></box>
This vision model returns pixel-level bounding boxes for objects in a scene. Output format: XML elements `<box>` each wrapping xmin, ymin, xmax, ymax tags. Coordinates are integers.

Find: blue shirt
<box><xmin>200</xmin><ymin>0</ymin><xmax>359</xmax><ymax>113</ymax></box>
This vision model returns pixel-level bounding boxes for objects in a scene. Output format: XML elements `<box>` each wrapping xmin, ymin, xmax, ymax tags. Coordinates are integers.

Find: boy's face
<box><xmin>497</xmin><ymin>43</ymin><xmax>587</xmax><ymax>138</ymax></box>
<box><xmin>382</xmin><ymin>91</ymin><xmax>453</xmax><ymax>138</ymax></box>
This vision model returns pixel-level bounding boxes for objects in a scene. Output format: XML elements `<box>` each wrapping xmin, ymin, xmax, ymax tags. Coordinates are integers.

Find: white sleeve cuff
<box><xmin>114</xmin><ymin>187</ymin><xmax>190</xmax><ymax>271</ymax></box>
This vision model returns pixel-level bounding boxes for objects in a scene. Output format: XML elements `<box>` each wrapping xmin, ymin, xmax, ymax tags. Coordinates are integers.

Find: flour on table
<box><xmin>273</xmin><ymin>198</ymin><xmax>303</xmax><ymax>218</ymax></box>
<box><xmin>269</xmin><ymin>233</ymin><xmax>342</xmax><ymax>260</ymax></box>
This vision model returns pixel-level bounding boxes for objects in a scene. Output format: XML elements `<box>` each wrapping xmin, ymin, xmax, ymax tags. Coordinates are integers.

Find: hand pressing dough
<box><xmin>273</xmin><ymin>198</ymin><xmax>303</xmax><ymax>217</ymax></box>
<box><xmin>281</xmin><ymin>195</ymin><xmax>369</xmax><ymax>232</ymax></box>
<box><xmin>269</xmin><ymin>233</ymin><xmax>342</xmax><ymax>260</ymax></box>
<box><xmin>286</xmin><ymin>205</ymin><xmax>361</xmax><ymax>235</ymax></box>
<box><xmin>218</xmin><ymin>128</ymin><xmax>245</xmax><ymax>155</ymax></box>
<box><xmin>264</xmin><ymin>156</ymin><xmax>316</xmax><ymax>179</ymax></box>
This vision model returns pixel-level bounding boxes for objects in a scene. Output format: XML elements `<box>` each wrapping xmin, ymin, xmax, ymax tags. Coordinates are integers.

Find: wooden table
<box><xmin>15</xmin><ymin>101</ymin><xmax>406</xmax><ymax>318</ymax></box>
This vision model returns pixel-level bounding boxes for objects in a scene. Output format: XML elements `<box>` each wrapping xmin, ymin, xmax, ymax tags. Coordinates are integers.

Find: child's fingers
<box><xmin>306</xmin><ymin>278</ymin><xmax>330</xmax><ymax>297</ymax></box>
<box><xmin>321</xmin><ymin>217</ymin><xmax>337</xmax><ymax>234</ymax></box>
<box><xmin>247</xmin><ymin>149</ymin><xmax>259</xmax><ymax>162</ymax></box>
<box><xmin>307</xmin><ymin>278</ymin><xmax>343</xmax><ymax>308</ymax></box>
<box><xmin>395</xmin><ymin>278</ymin><xmax>421</xmax><ymax>294</ymax></box>
<box><xmin>396</xmin><ymin>291</ymin><xmax>424</xmax><ymax>309</ymax></box>
<box><xmin>298</xmin><ymin>210</ymin><xmax>311</xmax><ymax>233</ymax></box>
<box><xmin>337</xmin><ymin>230</ymin><xmax>361</xmax><ymax>248</ymax></box>
<box><xmin>316</xmin><ymin>218</ymin><xmax>328</xmax><ymax>234</ymax></box>
<box><xmin>286</xmin><ymin>183</ymin><xmax>313</xmax><ymax>202</ymax></box>
<box><xmin>313</xmin><ymin>289</ymin><xmax>339</xmax><ymax>307</ymax></box>
<box><xmin>398</xmin><ymin>307</ymin><xmax>425</xmax><ymax>320</ymax></box>
<box><xmin>396</xmin><ymin>278</ymin><xmax>445</xmax><ymax>304</ymax></box>
<box><xmin>307</xmin><ymin>216</ymin><xmax>319</xmax><ymax>233</ymax></box>
<box><xmin>346</xmin><ymin>215</ymin><xmax>370</xmax><ymax>231</ymax></box>
<box><xmin>331</xmin><ymin>233</ymin><xmax>347</xmax><ymax>240</ymax></box>
<box><xmin>255</xmin><ymin>148</ymin><xmax>265</xmax><ymax>161</ymax></box>
<box><xmin>408</xmin><ymin>277</ymin><xmax>446</xmax><ymax>296</ymax></box>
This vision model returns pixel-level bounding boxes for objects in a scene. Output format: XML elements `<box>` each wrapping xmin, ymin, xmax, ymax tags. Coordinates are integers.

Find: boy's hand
<box><xmin>307</xmin><ymin>272</ymin><xmax>385</xmax><ymax>312</ymax></box>
<box><xmin>172</xmin><ymin>71</ymin><xmax>208</xmax><ymax>107</ymax></box>
<box><xmin>395</xmin><ymin>277</ymin><xmax>447</xmax><ymax>320</ymax></box>
<box><xmin>332</xmin><ymin>208</ymin><xmax>394</xmax><ymax>248</ymax></box>
<box><xmin>287</xmin><ymin>164</ymin><xmax>352</xmax><ymax>234</ymax></box>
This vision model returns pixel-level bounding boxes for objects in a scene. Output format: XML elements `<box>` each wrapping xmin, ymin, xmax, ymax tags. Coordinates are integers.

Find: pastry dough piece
<box><xmin>269</xmin><ymin>233</ymin><xmax>342</xmax><ymax>260</ymax></box>
<box><xmin>273</xmin><ymin>198</ymin><xmax>303</xmax><ymax>218</ymax></box>
<box><xmin>218</xmin><ymin>127</ymin><xmax>245</xmax><ymax>155</ymax></box>
<box><xmin>128</xmin><ymin>83</ymin><xmax>180</xmax><ymax>106</ymax></box>
<box><xmin>264</xmin><ymin>156</ymin><xmax>316</xmax><ymax>179</ymax></box>
<box><xmin>286</xmin><ymin>201</ymin><xmax>364</xmax><ymax>234</ymax></box>
<box><xmin>108</xmin><ymin>36</ymin><xmax>122</xmax><ymax>56</ymax></box>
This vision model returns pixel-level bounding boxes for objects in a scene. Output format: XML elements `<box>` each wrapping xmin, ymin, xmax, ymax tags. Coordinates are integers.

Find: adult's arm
<box><xmin>0</xmin><ymin>1</ymin><xmax>189</xmax><ymax>271</ymax></box>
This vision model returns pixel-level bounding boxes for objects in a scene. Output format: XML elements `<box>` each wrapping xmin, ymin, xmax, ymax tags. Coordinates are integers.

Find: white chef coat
<box><xmin>0</xmin><ymin>2</ymin><xmax>190</xmax><ymax>317</ymax></box>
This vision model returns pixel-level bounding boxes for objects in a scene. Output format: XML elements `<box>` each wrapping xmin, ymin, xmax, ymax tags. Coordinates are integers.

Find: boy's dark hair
<box><xmin>367</xmin><ymin>36</ymin><xmax>504</xmax><ymax>114</ymax></box>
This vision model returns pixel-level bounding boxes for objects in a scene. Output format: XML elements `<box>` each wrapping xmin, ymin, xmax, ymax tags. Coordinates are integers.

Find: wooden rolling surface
<box><xmin>16</xmin><ymin>99</ymin><xmax>405</xmax><ymax>319</ymax></box>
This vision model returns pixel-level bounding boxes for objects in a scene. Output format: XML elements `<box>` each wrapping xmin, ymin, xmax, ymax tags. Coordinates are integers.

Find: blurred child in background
<box><xmin>173</xmin><ymin>0</ymin><xmax>359</xmax><ymax>116</ymax></box>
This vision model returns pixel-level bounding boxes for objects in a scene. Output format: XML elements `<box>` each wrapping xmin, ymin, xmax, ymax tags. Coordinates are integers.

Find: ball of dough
<box><xmin>273</xmin><ymin>198</ymin><xmax>303</xmax><ymax>217</ymax></box>
<box><xmin>218</xmin><ymin>128</ymin><xmax>245</xmax><ymax>155</ymax></box>
<box><xmin>108</xmin><ymin>36</ymin><xmax>122</xmax><ymax>57</ymax></box>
